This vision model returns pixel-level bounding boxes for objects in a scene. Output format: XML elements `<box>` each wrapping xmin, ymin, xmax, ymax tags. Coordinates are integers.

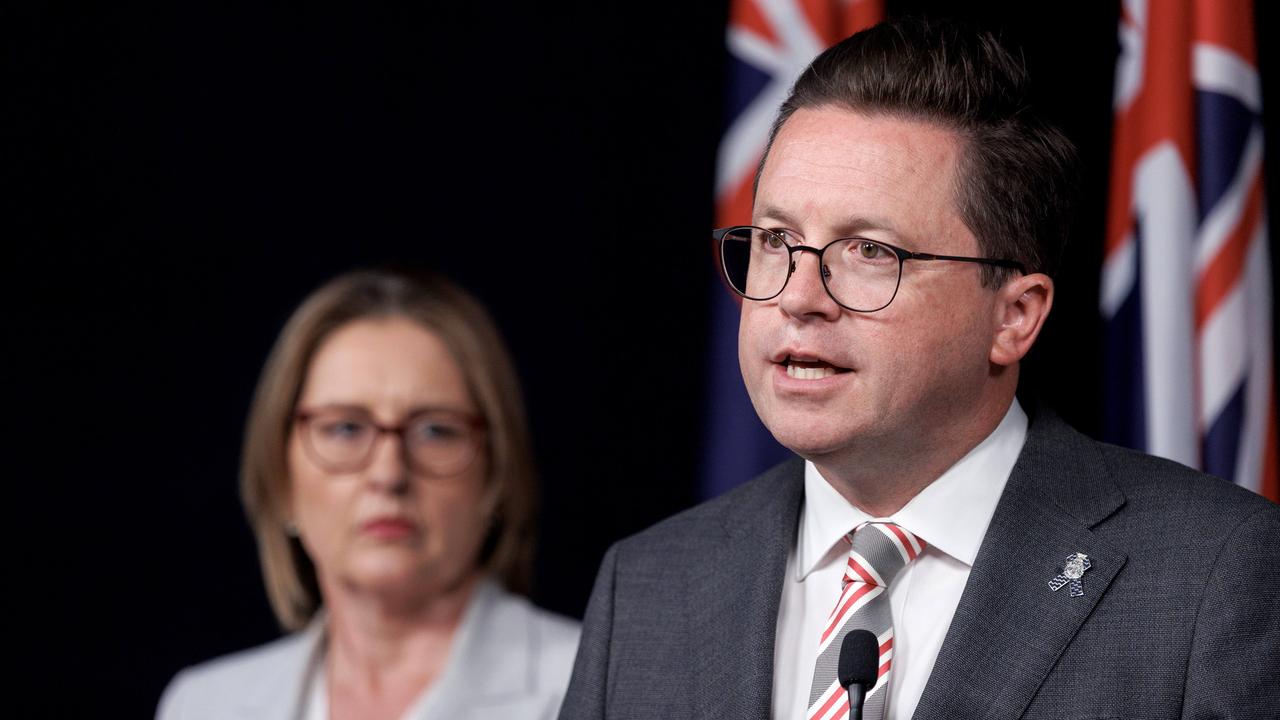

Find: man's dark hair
<box><xmin>756</xmin><ymin>16</ymin><xmax>1079</xmax><ymax>284</ymax></box>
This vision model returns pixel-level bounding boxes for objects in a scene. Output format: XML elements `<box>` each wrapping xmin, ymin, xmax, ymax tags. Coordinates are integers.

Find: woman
<box><xmin>158</xmin><ymin>268</ymin><xmax>580</xmax><ymax>720</ymax></box>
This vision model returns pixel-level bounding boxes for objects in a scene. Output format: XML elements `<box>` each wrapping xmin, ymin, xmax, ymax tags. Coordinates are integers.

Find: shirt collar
<box><xmin>796</xmin><ymin>398</ymin><xmax>1027</xmax><ymax>580</ymax></box>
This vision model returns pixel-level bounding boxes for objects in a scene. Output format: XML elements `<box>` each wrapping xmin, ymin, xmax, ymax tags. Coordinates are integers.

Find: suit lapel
<box><xmin>690</xmin><ymin>458</ymin><xmax>804</xmax><ymax>720</ymax></box>
<box><xmin>913</xmin><ymin>412</ymin><xmax>1127</xmax><ymax>720</ymax></box>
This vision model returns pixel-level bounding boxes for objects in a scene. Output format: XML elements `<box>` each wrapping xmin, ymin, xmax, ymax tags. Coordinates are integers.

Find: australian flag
<box><xmin>1101</xmin><ymin>0</ymin><xmax>1277</xmax><ymax>500</ymax></box>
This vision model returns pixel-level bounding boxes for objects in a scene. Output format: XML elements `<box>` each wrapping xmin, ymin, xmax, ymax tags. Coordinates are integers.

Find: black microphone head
<box><xmin>838</xmin><ymin>629</ymin><xmax>880</xmax><ymax>689</ymax></box>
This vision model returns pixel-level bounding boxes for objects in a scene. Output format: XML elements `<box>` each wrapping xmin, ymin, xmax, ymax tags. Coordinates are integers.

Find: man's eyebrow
<box><xmin>752</xmin><ymin>205</ymin><xmax>797</xmax><ymax>226</ymax></box>
<box><xmin>836</xmin><ymin>216</ymin><xmax>899</xmax><ymax>236</ymax></box>
<box><xmin>753</xmin><ymin>205</ymin><xmax>900</xmax><ymax>238</ymax></box>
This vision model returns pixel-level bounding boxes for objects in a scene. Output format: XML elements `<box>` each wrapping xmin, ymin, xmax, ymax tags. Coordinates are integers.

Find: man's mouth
<box><xmin>781</xmin><ymin>355</ymin><xmax>852</xmax><ymax>380</ymax></box>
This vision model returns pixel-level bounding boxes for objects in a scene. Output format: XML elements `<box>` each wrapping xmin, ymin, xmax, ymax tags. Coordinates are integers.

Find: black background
<box><xmin>9</xmin><ymin>1</ymin><xmax>1278</xmax><ymax>716</ymax></box>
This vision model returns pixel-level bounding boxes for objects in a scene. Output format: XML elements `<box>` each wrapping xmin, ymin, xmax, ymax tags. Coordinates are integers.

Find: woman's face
<box><xmin>287</xmin><ymin>317</ymin><xmax>491</xmax><ymax>603</ymax></box>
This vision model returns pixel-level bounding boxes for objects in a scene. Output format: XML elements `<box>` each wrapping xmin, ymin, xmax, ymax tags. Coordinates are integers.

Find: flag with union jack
<box><xmin>701</xmin><ymin>0</ymin><xmax>883</xmax><ymax>498</ymax></box>
<box><xmin>1101</xmin><ymin>0</ymin><xmax>1277</xmax><ymax>501</ymax></box>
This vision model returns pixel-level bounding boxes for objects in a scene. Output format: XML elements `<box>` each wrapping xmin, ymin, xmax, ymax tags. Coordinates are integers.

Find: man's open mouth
<box><xmin>782</xmin><ymin>355</ymin><xmax>852</xmax><ymax>380</ymax></box>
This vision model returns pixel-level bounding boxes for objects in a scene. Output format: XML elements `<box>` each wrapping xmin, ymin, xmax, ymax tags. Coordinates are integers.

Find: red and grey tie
<box><xmin>806</xmin><ymin>522</ymin><xmax>926</xmax><ymax>720</ymax></box>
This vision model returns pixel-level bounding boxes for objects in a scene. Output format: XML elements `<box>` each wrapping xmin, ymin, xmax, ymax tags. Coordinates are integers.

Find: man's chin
<box><xmin>766</xmin><ymin>423</ymin><xmax>853</xmax><ymax>459</ymax></box>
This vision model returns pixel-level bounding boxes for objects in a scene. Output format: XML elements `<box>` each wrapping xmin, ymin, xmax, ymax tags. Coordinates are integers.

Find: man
<box><xmin>561</xmin><ymin>17</ymin><xmax>1279</xmax><ymax>720</ymax></box>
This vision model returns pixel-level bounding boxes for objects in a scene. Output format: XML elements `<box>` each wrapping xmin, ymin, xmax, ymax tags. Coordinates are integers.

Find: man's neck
<box><xmin>810</xmin><ymin>395</ymin><xmax>1016</xmax><ymax>517</ymax></box>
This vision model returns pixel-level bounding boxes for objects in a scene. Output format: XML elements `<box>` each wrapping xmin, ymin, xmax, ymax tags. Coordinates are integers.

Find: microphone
<box><xmin>838</xmin><ymin>629</ymin><xmax>880</xmax><ymax>720</ymax></box>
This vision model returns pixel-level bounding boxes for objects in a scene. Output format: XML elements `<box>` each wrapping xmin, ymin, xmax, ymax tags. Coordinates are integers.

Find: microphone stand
<box><xmin>846</xmin><ymin>682</ymin><xmax>867</xmax><ymax>720</ymax></box>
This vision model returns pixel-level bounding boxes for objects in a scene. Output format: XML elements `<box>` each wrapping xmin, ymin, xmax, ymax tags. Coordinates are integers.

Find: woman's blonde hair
<box><xmin>241</xmin><ymin>268</ymin><xmax>537</xmax><ymax>630</ymax></box>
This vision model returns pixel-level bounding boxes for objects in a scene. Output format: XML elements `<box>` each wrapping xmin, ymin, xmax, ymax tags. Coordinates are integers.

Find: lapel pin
<box><xmin>1048</xmin><ymin>552</ymin><xmax>1091</xmax><ymax>597</ymax></box>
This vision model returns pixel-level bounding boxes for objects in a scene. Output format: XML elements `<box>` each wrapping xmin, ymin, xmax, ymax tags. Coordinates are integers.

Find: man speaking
<box><xmin>561</xmin><ymin>17</ymin><xmax>1279</xmax><ymax>720</ymax></box>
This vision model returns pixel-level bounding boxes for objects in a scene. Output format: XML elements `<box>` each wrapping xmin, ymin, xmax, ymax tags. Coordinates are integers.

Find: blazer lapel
<box><xmin>238</xmin><ymin>621</ymin><xmax>325</xmax><ymax>718</ymax></box>
<box><xmin>421</xmin><ymin>579</ymin><xmax>537</xmax><ymax>718</ymax></box>
<box><xmin>690</xmin><ymin>458</ymin><xmax>805</xmax><ymax>720</ymax></box>
<box><xmin>913</xmin><ymin>412</ymin><xmax>1127</xmax><ymax>720</ymax></box>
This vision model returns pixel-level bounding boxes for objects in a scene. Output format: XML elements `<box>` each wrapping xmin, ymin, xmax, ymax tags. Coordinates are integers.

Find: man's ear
<box><xmin>990</xmin><ymin>272</ymin><xmax>1054</xmax><ymax>367</ymax></box>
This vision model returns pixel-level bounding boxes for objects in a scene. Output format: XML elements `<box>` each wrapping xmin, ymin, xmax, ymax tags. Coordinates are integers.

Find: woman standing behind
<box><xmin>159</xmin><ymin>268</ymin><xmax>579</xmax><ymax>720</ymax></box>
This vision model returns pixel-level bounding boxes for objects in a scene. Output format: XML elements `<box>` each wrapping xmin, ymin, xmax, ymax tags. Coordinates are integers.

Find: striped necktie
<box><xmin>806</xmin><ymin>521</ymin><xmax>926</xmax><ymax>720</ymax></box>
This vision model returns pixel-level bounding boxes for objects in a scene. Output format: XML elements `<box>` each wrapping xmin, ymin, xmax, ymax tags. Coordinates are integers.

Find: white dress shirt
<box><xmin>771</xmin><ymin>400</ymin><xmax>1027</xmax><ymax>720</ymax></box>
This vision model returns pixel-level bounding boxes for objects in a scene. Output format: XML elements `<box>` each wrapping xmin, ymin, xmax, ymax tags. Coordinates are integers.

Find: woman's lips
<box><xmin>360</xmin><ymin>517</ymin><xmax>417</xmax><ymax>539</ymax></box>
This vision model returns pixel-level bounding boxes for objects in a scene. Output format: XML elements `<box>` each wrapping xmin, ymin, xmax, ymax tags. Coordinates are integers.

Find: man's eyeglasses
<box><xmin>714</xmin><ymin>226</ymin><xmax>1026</xmax><ymax>313</ymax></box>
<box><xmin>294</xmin><ymin>406</ymin><xmax>486</xmax><ymax>478</ymax></box>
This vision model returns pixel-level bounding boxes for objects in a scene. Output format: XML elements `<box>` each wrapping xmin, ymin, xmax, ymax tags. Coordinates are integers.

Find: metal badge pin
<box><xmin>1048</xmin><ymin>553</ymin><xmax>1092</xmax><ymax>597</ymax></box>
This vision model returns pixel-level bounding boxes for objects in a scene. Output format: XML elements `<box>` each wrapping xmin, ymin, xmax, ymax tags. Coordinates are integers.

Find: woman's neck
<box><xmin>321</xmin><ymin>571</ymin><xmax>481</xmax><ymax>718</ymax></box>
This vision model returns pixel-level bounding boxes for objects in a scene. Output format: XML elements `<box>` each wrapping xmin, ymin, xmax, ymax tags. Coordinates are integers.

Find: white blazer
<box><xmin>157</xmin><ymin>578</ymin><xmax>581</xmax><ymax>720</ymax></box>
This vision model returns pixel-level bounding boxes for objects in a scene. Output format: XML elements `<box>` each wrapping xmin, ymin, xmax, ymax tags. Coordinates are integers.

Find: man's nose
<box><xmin>777</xmin><ymin>248</ymin><xmax>842</xmax><ymax>321</ymax></box>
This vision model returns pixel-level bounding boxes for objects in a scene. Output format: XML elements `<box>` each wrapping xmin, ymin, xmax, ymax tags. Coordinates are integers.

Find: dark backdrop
<box><xmin>10</xmin><ymin>1</ymin><xmax>1277</xmax><ymax>716</ymax></box>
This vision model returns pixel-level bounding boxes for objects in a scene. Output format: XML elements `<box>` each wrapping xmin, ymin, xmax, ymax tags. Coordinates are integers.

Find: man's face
<box><xmin>739</xmin><ymin>107</ymin><xmax>1003</xmax><ymax>461</ymax></box>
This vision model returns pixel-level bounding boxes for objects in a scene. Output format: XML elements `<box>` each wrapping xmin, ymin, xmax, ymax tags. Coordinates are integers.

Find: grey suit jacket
<box><xmin>560</xmin><ymin>410</ymin><xmax>1280</xmax><ymax>719</ymax></box>
<box><xmin>158</xmin><ymin>578</ymin><xmax>581</xmax><ymax>720</ymax></box>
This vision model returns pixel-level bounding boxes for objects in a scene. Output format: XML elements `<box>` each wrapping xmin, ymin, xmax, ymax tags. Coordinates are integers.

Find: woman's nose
<box><xmin>364</xmin><ymin>432</ymin><xmax>411</xmax><ymax>492</ymax></box>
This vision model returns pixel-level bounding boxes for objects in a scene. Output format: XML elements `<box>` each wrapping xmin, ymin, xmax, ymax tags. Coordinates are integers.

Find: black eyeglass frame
<box><xmin>713</xmin><ymin>225</ymin><xmax>1027</xmax><ymax>313</ymax></box>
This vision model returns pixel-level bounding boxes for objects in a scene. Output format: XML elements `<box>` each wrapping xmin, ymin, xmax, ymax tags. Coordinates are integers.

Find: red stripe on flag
<box><xmin>797</xmin><ymin>0</ymin><xmax>840</xmax><ymax>45</ymax></box>
<box><xmin>728</xmin><ymin>0</ymin><xmax>779</xmax><ymax>48</ymax></box>
<box><xmin>794</xmin><ymin>0</ymin><xmax>844</xmax><ymax>45</ymax></box>
<box><xmin>1142</xmin><ymin>7</ymin><xmax>1197</xmax><ymax>180</ymax></box>
<box><xmin>1103</xmin><ymin>127</ymin><xmax>1138</xmax><ymax>260</ymax></box>
<box><xmin>839</xmin><ymin>0</ymin><xmax>884</xmax><ymax>37</ymax></box>
<box><xmin>1105</xmin><ymin>5</ymin><xmax>1197</xmax><ymax>260</ymax></box>
<box><xmin>1195</xmin><ymin>171</ymin><xmax>1263</xmax><ymax>330</ymax></box>
<box><xmin>1193</xmin><ymin>0</ymin><xmax>1256</xmax><ymax>64</ymax></box>
<box><xmin>793</xmin><ymin>0</ymin><xmax>883</xmax><ymax>47</ymax></box>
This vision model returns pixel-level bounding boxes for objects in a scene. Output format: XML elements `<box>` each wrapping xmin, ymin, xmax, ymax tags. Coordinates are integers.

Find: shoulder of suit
<box><xmin>1027</xmin><ymin>411</ymin><xmax>1278</xmax><ymax>531</ymax></box>
<box><xmin>611</xmin><ymin>456</ymin><xmax>803</xmax><ymax>552</ymax></box>
<box><xmin>1085</xmin><ymin>430</ymin><xmax>1274</xmax><ymax>512</ymax></box>
<box><xmin>156</xmin><ymin>630</ymin><xmax>314</xmax><ymax>719</ymax></box>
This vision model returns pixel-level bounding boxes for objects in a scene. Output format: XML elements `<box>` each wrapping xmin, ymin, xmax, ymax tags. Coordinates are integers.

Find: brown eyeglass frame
<box><xmin>293</xmin><ymin>407</ymin><xmax>488</xmax><ymax>478</ymax></box>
